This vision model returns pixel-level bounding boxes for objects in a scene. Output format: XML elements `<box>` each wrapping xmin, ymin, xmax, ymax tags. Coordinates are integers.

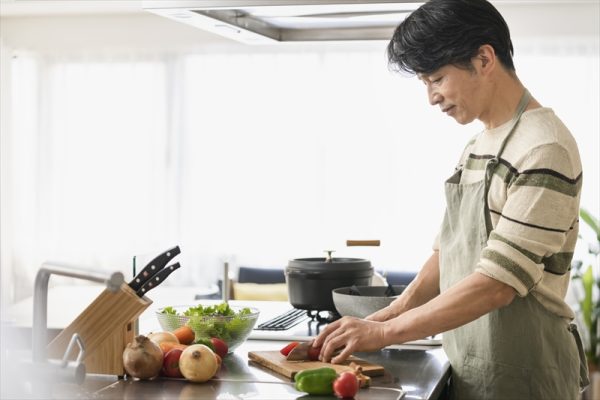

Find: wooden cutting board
<box><xmin>248</xmin><ymin>351</ymin><xmax>385</xmax><ymax>380</ymax></box>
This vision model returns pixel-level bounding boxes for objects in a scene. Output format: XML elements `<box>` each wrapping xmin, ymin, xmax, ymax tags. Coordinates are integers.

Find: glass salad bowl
<box><xmin>155</xmin><ymin>303</ymin><xmax>259</xmax><ymax>353</ymax></box>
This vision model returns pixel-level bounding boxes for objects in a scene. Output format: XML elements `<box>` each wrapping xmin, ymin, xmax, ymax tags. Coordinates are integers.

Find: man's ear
<box><xmin>477</xmin><ymin>45</ymin><xmax>496</xmax><ymax>75</ymax></box>
<box><xmin>481</xmin><ymin>55</ymin><xmax>489</xmax><ymax>67</ymax></box>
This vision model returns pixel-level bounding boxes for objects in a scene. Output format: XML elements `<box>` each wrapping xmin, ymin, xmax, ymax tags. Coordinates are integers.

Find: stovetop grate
<box><xmin>254</xmin><ymin>308</ymin><xmax>309</xmax><ymax>331</ymax></box>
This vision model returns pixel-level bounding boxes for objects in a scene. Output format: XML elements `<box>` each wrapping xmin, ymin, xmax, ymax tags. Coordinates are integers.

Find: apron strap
<box><xmin>483</xmin><ymin>89</ymin><xmax>531</xmax><ymax>234</ymax></box>
<box><xmin>494</xmin><ymin>89</ymin><xmax>531</xmax><ymax>160</ymax></box>
<box><xmin>569</xmin><ymin>323</ymin><xmax>591</xmax><ymax>391</ymax></box>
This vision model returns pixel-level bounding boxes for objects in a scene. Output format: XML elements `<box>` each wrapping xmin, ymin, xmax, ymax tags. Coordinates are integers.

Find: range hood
<box><xmin>144</xmin><ymin>1</ymin><xmax>424</xmax><ymax>44</ymax></box>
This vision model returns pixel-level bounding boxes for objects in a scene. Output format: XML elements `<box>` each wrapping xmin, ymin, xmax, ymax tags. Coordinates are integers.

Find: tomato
<box><xmin>307</xmin><ymin>345</ymin><xmax>321</xmax><ymax>361</ymax></box>
<box><xmin>161</xmin><ymin>348</ymin><xmax>184</xmax><ymax>378</ymax></box>
<box><xmin>210</xmin><ymin>337</ymin><xmax>229</xmax><ymax>358</ymax></box>
<box><xmin>333</xmin><ymin>371</ymin><xmax>359</xmax><ymax>399</ymax></box>
<box><xmin>280</xmin><ymin>341</ymin><xmax>300</xmax><ymax>356</ymax></box>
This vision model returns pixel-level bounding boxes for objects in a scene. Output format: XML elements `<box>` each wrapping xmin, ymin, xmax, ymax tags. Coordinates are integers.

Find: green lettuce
<box><xmin>160</xmin><ymin>302</ymin><xmax>255</xmax><ymax>345</ymax></box>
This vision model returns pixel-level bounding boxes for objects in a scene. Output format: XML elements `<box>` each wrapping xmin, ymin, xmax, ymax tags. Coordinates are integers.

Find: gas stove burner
<box><xmin>306</xmin><ymin>310</ymin><xmax>340</xmax><ymax>323</ymax></box>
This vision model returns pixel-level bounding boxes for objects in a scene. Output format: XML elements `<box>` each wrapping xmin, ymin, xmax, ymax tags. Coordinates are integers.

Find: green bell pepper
<box><xmin>294</xmin><ymin>367</ymin><xmax>337</xmax><ymax>395</ymax></box>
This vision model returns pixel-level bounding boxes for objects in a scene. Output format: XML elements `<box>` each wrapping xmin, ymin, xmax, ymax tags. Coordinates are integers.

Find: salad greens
<box><xmin>160</xmin><ymin>303</ymin><xmax>256</xmax><ymax>344</ymax></box>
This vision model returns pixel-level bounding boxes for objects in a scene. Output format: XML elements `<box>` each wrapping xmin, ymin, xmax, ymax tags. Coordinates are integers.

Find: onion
<box><xmin>147</xmin><ymin>331</ymin><xmax>179</xmax><ymax>347</ymax></box>
<box><xmin>123</xmin><ymin>335</ymin><xmax>163</xmax><ymax>380</ymax></box>
<box><xmin>179</xmin><ymin>344</ymin><xmax>219</xmax><ymax>383</ymax></box>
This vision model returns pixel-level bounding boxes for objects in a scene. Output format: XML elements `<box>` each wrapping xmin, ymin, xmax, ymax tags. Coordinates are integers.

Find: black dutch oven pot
<box><xmin>285</xmin><ymin>256</ymin><xmax>373</xmax><ymax>312</ymax></box>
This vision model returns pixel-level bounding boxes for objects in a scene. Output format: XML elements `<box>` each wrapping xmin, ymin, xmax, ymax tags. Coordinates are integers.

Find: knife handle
<box><xmin>129</xmin><ymin>245</ymin><xmax>181</xmax><ymax>291</ymax></box>
<box><xmin>137</xmin><ymin>262</ymin><xmax>181</xmax><ymax>297</ymax></box>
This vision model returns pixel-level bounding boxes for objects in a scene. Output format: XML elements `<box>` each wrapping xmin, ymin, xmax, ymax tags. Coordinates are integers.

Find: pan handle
<box><xmin>346</xmin><ymin>240</ymin><xmax>380</xmax><ymax>247</ymax></box>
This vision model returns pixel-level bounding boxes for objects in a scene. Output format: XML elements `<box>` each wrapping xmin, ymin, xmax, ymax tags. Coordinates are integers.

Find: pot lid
<box><xmin>288</xmin><ymin>257</ymin><xmax>371</xmax><ymax>272</ymax></box>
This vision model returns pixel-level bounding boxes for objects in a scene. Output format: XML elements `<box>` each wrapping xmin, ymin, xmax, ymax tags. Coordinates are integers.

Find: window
<box><xmin>2</xmin><ymin>40</ymin><xmax>598</xmax><ymax>302</ymax></box>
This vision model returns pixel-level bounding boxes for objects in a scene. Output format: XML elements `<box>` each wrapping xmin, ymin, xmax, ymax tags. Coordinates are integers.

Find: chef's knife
<box><xmin>286</xmin><ymin>341</ymin><xmax>314</xmax><ymax>361</ymax></box>
<box><xmin>129</xmin><ymin>245</ymin><xmax>180</xmax><ymax>292</ymax></box>
<box><xmin>286</xmin><ymin>341</ymin><xmax>343</xmax><ymax>362</ymax></box>
<box><xmin>136</xmin><ymin>262</ymin><xmax>181</xmax><ymax>297</ymax></box>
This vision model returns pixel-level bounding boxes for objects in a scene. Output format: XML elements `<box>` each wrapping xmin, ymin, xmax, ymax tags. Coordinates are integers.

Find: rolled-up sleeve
<box><xmin>475</xmin><ymin>143</ymin><xmax>582</xmax><ymax>296</ymax></box>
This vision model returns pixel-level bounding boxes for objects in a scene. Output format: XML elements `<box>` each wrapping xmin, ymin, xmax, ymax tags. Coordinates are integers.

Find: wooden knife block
<box><xmin>47</xmin><ymin>283</ymin><xmax>152</xmax><ymax>376</ymax></box>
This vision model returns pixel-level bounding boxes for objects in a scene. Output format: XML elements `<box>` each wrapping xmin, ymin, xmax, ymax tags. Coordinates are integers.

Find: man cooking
<box><xmin>312</xmin><ymin>0</ymin><xmax>589</xmax><ymax>398</ymax></box>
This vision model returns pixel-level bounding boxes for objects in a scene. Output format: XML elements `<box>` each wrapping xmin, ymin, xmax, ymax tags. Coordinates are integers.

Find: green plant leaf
<box><xmin>581</xmin><ymin>265</ymin><xmax>594</xmax><ymax>329</ymax></box>
<box><xmin>580</xmin><ymin>208</ymin><xmax>600</xmax><ymax>241</ymax></box>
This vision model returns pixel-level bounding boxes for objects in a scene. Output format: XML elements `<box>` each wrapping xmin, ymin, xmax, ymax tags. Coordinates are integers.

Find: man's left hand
<box><xmin>312</xmin><ymin>316</ymin><xmax>386</xmax><ymax>364</ymax></box>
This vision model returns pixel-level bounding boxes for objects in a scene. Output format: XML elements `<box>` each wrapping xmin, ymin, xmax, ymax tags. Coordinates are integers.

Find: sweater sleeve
<box><xmin>475</xmin><ymin>143</ymin><xmax>582</xmax><ymax>296</ymax></box>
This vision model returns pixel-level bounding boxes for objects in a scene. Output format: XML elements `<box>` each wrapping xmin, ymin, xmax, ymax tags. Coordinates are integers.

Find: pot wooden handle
<box><xmin>346</xmin><ymin>240</ymin><xmax>380</xmax><ymax>247</ymax></box>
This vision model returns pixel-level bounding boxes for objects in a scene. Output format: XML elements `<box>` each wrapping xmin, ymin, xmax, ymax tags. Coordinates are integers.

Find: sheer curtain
<box><xmin>4</xmin><ymin>53</ymin><xmax>175</xmax><ymax>300</ymax></box>
<box><xmin>2</xmin><ymin>39</ymin><xmax>598</xmax><ymax>303</ymax></box>
<box><xmin>178</xmin><ymin>46</ymin><xmax>470</xmax><ymax>281</ymax></box>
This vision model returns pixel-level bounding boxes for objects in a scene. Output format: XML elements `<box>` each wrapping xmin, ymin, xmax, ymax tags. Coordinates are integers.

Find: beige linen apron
<box><xmin>439</xmin><ymin>90</ymin><xmax>589</xmax><ymax>399</ymax></box>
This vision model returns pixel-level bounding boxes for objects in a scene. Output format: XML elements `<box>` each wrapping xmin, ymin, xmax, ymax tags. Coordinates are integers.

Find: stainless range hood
<box><xmin>144</xmin><ymin>1</ymin><xmax>424</xmax><ymax>44</ymax></box>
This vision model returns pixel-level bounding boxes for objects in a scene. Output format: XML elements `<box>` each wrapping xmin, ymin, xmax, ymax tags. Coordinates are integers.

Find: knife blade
<box><xmin>136</xmin><ymin>262</ymin><xmax>181</xmax><ymax>297</ymax></box>
<box><xmin>286</xmin><ymin>341</ymin><xmax>314</xmax><ymax>361</ymax></box>
<box><xmin>129</xmin><ymin>245</ymin><xmax>180</xmax><ymax>292</ymax></box>
<box><xmin>286</xmin><ymin>341</ymin><xmax>343</xmax><ymax>362</ymax></box>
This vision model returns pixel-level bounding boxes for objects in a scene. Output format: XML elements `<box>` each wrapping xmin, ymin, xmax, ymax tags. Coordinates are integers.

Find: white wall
<box><xmin>0</xmin><ymin>12</ymin><xmax>231</xmax><ymax>53</ymax></box>
<box><xmin>0</xmin><ymin>36</ymin><xmax>14</xmax><ymax>305</ymax></box>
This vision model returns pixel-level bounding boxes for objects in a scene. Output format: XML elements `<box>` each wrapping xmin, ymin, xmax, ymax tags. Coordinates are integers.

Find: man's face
<box><xmin>418</xmin><ymin>63</ymin><xmax>484</xmax><ymax>125</ymax></box>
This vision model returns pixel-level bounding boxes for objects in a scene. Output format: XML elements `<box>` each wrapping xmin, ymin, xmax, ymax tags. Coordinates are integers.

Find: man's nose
<box><xmin>427</xmin><ymin>86</ymin><xmax>441</xmax><ymax>105</ymax></box>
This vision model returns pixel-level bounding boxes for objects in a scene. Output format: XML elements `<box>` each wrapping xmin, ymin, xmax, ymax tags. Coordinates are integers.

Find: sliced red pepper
<box><xmin>280</xmin><ymin>341</ymin><xmax>300</xmax><ymax>356</ymax></box>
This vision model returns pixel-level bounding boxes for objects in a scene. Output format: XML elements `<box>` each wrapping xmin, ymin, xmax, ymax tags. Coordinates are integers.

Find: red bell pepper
<box><xmin>280</xmin><ymin>341</ymin><xmax>300</xmax><ymax>356</ymax></box>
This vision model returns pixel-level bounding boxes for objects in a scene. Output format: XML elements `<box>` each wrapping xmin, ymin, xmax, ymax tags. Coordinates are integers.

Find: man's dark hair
<box><xmin>387</xmin><ymin>0</ymin><xmax>515</xmax><ymax>75</ymax></box>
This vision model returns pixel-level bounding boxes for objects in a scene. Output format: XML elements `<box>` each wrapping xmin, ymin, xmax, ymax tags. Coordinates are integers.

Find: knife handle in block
<box><xmin>129</xmin><ymin>245</ymin><xmax>180</xmax><ymax>291</ymax></box>
<box><xmin>136</xmin><ymin>262</ymin><xmax>181</xmax><ymax>296</ymax></box>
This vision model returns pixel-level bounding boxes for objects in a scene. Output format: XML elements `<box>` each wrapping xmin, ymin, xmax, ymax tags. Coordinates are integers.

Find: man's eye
<box><xmin>432</xmin><ymin>77</ymin><xmax>442</xmax><ymax>84</ymax></box>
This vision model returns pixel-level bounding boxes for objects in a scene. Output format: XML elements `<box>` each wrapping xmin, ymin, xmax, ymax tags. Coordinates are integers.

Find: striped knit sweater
<box><xmin>436</xmin><ymin>107</ymin><xmax>582</xmax><ymax>320</ymax></box>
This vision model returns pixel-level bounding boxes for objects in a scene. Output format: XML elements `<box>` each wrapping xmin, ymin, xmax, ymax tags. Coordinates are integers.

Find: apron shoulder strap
<box><xmin>483</xmin><ymin>89</ymin><xmax>531</xmax><ymax>233</ymax></box>
<box><xmin>494</xmin><ymin>89</ymin><xmax>531</xmax><ymax>161</ymax></box>
<box><xmin>484</xmin><ymin>89</ymin><xmax>531</xmax><ymax>183</ymax></box>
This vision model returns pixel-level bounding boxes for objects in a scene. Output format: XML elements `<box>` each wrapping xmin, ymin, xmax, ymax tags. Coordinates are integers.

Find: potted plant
<box><xmin>571</xmin><ymin>208</ymin><xmax>600</xmax><ymax>392</ymax></box>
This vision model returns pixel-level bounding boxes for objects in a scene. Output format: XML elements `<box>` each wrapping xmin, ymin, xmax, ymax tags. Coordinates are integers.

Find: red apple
<box><xmin>161</xmin><ymin>348</ymin><xmax>184</xmax><ymax>378</ymax></box>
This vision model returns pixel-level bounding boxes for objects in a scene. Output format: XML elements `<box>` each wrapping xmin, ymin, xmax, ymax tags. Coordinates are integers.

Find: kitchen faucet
<box><xmin>31</xmin><ymin>262</ymin><xmax>124</xmax><ymax>382</ymax></box>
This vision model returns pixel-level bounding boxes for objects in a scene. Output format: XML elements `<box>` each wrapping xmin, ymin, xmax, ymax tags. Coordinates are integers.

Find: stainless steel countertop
<box><xmin>3</xmin><ymin>291</ymin><xmax>450</xmax><ymax>400</ymax></box>
<box><xmin>93</xmin><ymin>340</ymin><xmax>450</xmax><ymax>400</ymax></box>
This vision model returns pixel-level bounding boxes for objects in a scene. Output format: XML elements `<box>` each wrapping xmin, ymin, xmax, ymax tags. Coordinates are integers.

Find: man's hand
<box><xmin>312</xmin><ymin>317</ymin><xmax>386</xmax><ymax>364</ymax></box>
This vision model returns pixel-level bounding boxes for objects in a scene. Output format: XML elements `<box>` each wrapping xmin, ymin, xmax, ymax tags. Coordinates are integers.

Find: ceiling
<box><xmin>0</xmin><ymin>0</ymin><xmax>147</xmax><ymax>16</ymax></box>
<box><xmin>1</xmin><ymin>0</ymin><xmax>598</xmax><ymax>17</ymax></box>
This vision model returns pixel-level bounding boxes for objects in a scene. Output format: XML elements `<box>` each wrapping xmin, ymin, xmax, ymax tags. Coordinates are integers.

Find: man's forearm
<box><xmin>367</xmin><ymin>251</ymin><xmax>440</xmax><ymax>321</ymax></box>
<box><xmin>382</xmin><ymin>271</ymin><xmax>516</xmax><ymax>345</ymax></box>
